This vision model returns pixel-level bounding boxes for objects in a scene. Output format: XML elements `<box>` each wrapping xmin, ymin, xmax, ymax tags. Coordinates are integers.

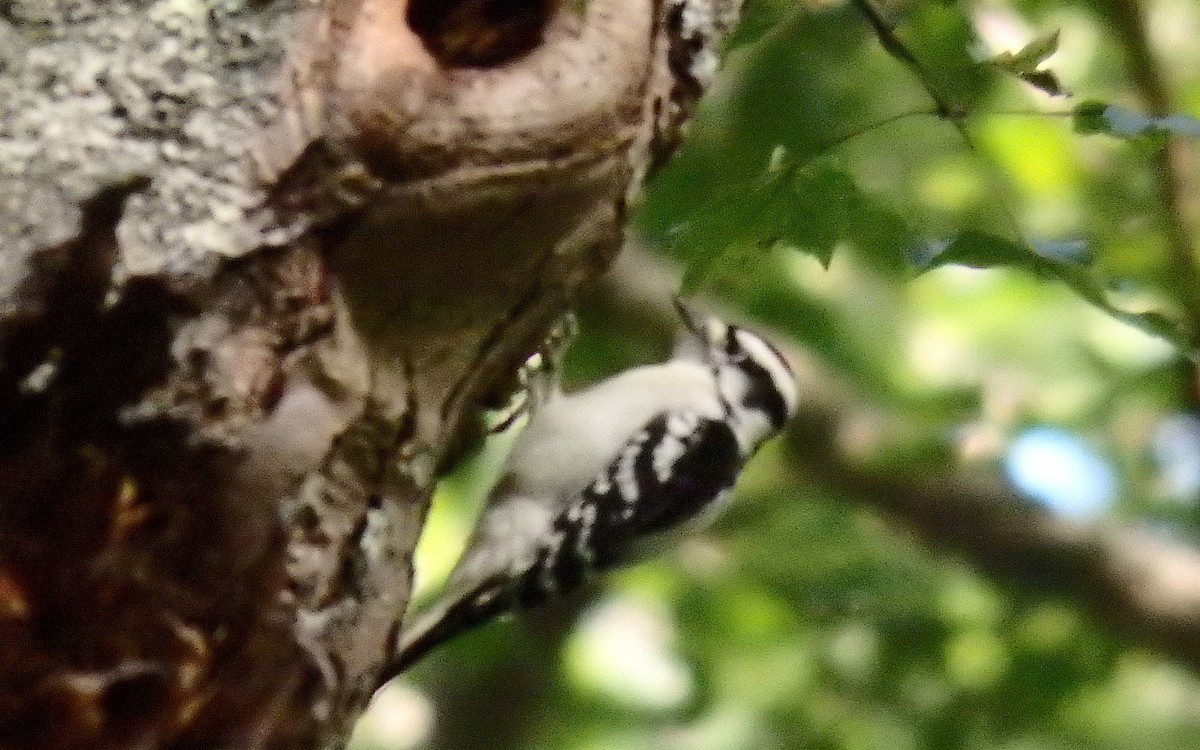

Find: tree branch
<box><xmin>785</xmin><ymin>405</ymin><xmax>1200</xmax><ymax>674</ymax></box>
<box><xmin>1099</xmin><ymin>0</ymin><xmax>1200</xmax><ymax>343</ymax></box>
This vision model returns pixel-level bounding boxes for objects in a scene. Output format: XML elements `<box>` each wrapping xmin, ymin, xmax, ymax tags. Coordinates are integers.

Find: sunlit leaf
<box><xmin>990</xmin><ymin>31</ymin><xmax>1066</xmax><ymax>97</ymax></box>
<box><xmin>993</xmin><ymin>30</ymin><xmax>1060</xmax><ymax>73</ymax></box>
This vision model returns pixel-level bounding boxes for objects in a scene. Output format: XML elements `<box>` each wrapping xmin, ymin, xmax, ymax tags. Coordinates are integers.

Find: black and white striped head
<box><xmin>675</xmin><ymin>300</ymin><xmax>798</xmax><ymax>451</ymax></box>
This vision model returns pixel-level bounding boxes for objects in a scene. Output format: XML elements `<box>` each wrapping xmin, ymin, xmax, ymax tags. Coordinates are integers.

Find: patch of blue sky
<box><xmin>1004</xmin><ymin>426</ymin><xmax>1117</xmax><ymax>519</ymax></box>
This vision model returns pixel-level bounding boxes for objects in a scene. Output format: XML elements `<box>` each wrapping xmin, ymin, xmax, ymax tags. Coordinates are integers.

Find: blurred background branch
<box><xmin>1098</xmin><ymin>0</ymin><xmax>1200</xmax><ymax>345</ymax></box>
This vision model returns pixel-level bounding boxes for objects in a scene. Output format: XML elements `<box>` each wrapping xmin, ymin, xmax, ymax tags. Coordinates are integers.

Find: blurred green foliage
<box><xmin>352</xmin><ymin>0</ymin><xmax>1200</xmax><ymax>747</ymax></box>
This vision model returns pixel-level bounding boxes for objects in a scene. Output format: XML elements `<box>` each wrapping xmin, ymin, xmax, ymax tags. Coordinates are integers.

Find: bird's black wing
<box><xmin>385</xmin><ymin>411</ymin><xmax>744</xmax><ymax>678</ymax></box>
<box><xmin>521</xmin><ymin>410</ymin><xmax>744</xmax><ymax>593</ymax></box>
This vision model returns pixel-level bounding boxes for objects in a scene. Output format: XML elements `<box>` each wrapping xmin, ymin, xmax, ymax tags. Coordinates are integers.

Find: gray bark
<box><xmin>0</xmin><ymin>1</ymin><xmax>741</xmax><ymax>748</ymax></box>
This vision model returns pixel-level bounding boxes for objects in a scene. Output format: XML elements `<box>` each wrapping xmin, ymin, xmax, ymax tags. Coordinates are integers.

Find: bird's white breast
<box><xmin>502</xmin><ymin>360</ymin><xmax>723</xmax><ymax>502</ymax></box>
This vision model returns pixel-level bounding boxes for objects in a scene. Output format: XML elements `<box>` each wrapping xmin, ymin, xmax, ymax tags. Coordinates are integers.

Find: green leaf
<box><xmin>674</xmin><ymin>154</ymin><xmax>794</xmax><ymax>292</ymax></box>
<box><xmin>1072</xmin><ymin>100</ymin><xmax>1110</xmax><ymax>134</ymax></box>
<box><xmin>923</xmin><ymin>231</ymin><xmax>1032</xmax><ymax>270</ymax></box>
<box><xmin>1016</xmin><ymin>69</ymin><xmax>1066</xmax><ymax>98</ymax></box>
<box><xmin>675</xmin><ymin>152</ymin><xmax>918</xmax><ymax>290</ymax></box>
<box><xmin>776</xmin><ymin>167</ymin><xmax>855</xmax><ymax>268</ymax></box>
<box><xmin>923</xmin><ymin>231</ymin><xmax>1193</xmax><ymax>352</ymax></box>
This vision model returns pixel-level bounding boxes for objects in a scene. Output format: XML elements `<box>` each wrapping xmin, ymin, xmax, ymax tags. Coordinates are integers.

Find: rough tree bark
<box><xmin>0</xmin><ymin>1</ymin><xmax>741</xmax><ymax>748</ymax></box>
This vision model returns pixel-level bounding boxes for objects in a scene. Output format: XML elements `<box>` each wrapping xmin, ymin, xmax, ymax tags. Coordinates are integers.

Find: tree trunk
<box><xmin>0</xmin><ymin>1</ymin><xmax>741</xmax><ymax>748</ymax></box>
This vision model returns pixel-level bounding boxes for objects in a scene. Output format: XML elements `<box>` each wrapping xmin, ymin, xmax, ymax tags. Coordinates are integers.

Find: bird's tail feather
<box><xmin>378</xmin><ymin>576</ymin><xmax>513</xmax><ymax>685</ymax></box>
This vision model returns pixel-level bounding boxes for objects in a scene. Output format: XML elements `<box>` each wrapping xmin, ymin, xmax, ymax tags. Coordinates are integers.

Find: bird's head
<box><xmin>674</xmin><ymin>298</ymin><xmax>798</xmax><ymax>450</ymax></box>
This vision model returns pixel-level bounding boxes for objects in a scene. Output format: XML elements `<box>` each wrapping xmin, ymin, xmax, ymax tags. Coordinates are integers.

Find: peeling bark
<box><xmin>0</xmin><ymin>1</ymin><xmax>741</xmax><ymax>748</ymax></box>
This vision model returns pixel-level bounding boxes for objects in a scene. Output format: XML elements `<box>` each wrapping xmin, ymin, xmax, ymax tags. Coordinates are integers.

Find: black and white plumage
<box><xmin>384</xmin><ymin>303</ymin><xmax>797</xmax><ymax>677</ymax></box>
